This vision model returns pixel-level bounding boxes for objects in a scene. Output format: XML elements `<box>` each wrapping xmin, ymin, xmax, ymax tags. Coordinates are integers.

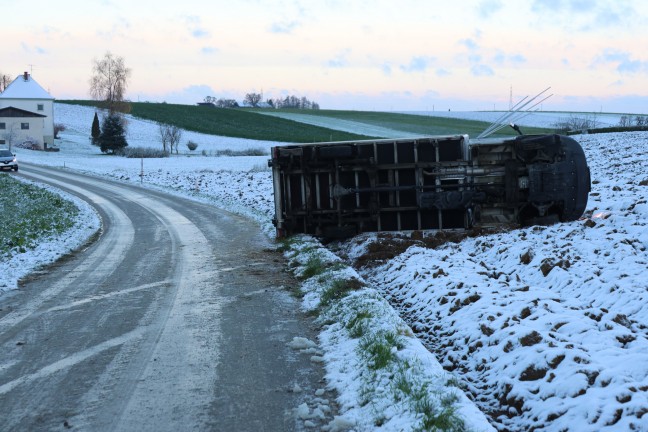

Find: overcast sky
<box><xmin>3</xmin><ymin>0</ymin><xmax>647</xmax><ymax>112</ymax></box>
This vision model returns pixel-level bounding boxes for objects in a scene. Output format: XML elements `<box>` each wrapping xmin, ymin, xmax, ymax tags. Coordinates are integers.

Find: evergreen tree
<box><xmin>98</xmin><ymin>113</ymin><xmax>128</xmax><ymax>154</ymax></box>
<box><xmin>91</xmin><ymin>112</ymin><xmax>101</xmax><ymax>145</ymax></box>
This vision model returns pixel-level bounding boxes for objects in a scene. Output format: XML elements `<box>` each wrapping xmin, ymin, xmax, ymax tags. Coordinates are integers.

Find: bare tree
<box><xmin>89</xmin><ymin>52</ymin><xmax>132</xmax><ymax>113</ymax></box>
<box><xmin>244</xmin><ymin>92</ymin><xmax>262</xmax><ymax>107</ymax></box>
<box><xmin>1</xmin><ymin>123</ymin><xmax>18</xmax><ymax>150</ymax></box>
<box><xmin>0</xmin><ymin>73</ymin><xmax>13</xmax><ymax>93</ymax></box>
<box><xmin>53</xmin><ymin>123</ymin><xmax>66</xmax><ymax>139</ymax></box>
<box><xmin>618</xmin><ymin>115</ymin><xmax>630</xmax><ymax>127</ymax></box>
<box><xmin>158</xmin><ymin>122</ymin><xmax>182</xmax><ymax>154</ymax></box>
<box><xmin>158</xmin><ymin>122</ymin><xmax>170</xmax><ymax>153</ymax></box>
<box><xmin>216</xmin><ymin>98</ymin><xmax>238</xmax><ymax>108</ymax></box>
<box><xmin>169</xmin><ymin>126</ymin><xmax>182</xmax><ymax>154</ymax></box>
<box><xmin>553</xmin><ymin>114</ymin><xmax>599</xmax><ymax>133</ymax></box>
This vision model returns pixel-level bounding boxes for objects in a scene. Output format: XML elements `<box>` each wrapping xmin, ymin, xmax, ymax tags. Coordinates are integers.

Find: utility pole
<box><xmin>509</xmin><ymin>85</ymin><xmax>513</xmax><ymax>110</ymax></box>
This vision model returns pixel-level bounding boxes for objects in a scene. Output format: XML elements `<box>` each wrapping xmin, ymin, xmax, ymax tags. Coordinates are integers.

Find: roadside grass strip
<box><xmin>282</xmin><ymin>234</ymin><xmax>494</xmax><ymax>431</ymax></box>
<box><xmin>0</xmin><ymin>175</ymin><xmax>79</xmax><ymax>258</ymax></box>
<box><xmin>0</xmin><ymin>175</ymin><xmax>100</xmax><ymax>290</ymax></box>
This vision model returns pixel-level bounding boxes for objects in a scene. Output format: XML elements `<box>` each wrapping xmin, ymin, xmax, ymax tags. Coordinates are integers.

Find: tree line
<box><xmin>203</xmin><ymin>93</ymin><xmax>320</xmax><ymax>110</ymax></box>
<box><xmin>265</xmin><ymin>94</ymin><xmax>320</xmax><ymax>110</ymax></box>
<box><xmin>618</xmin><ymin>115</ymin><xmax>647</xmax><ymax>127</ymax></box>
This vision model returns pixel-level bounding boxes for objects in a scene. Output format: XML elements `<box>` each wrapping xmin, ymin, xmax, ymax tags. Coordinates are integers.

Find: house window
<box><xmin>37</xmin><ymin>104</ymin><xmax>44</xmax><ymax>111</ymax></box>
<box><xmin>0</xmin><ymin>140</ymin><xmax>4</xmax><ymax>144</ymax></box>
<box><xmin>21</xmin><ymin>123</ymin><xmax>29</xmax><ymax>130</ymax></box>
<box><xmin>0</xmin><ymin>123</ymin><xmax>5</xmax><ymax>130</ymax></box>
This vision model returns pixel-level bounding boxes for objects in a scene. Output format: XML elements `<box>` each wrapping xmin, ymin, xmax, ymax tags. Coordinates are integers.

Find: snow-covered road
<box><xmin>2</xmin><ymin>164</ymin><xmax>333</xmax><ymax>431</ymax></box>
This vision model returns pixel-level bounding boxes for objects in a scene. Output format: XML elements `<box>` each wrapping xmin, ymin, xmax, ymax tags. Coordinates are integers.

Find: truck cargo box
<box><xmin>269</xmin><ymin>134</ymin><xmax>590</xmax><ymax>238</ymax></box>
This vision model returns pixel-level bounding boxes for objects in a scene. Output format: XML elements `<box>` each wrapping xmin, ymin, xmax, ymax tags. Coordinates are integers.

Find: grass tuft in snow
<box><xmin>393</xmin><ymin>368</ymin><xmax>414</xmax><ymax>397</ymax></box>
<box><xmin>346</xmin><ymin>310</ymin><xmax>373</xmax><ymax>338</ymax></box>
<box><xmin>414</xmin><ymin>390</ymin><xmax>463</xmax><ymax>432</ymax></box>
<box><xmin>319</xmin><ymin>278</ymin><xmax>363</xmax><ymax>307</ymax></box>
<box><xmin>277</xmin><ymin>235</ymin><xmax>303</xmax><ymax>253</ymax></box>
<box><xmin>301</xmin><ymin>254</ymin><xmax>327</xmax><ymax>279</ymax></box>
<box><xmin>359</xmin><ymin>330</ymin><xmax>405</xmax><ymax>370</ymax></box>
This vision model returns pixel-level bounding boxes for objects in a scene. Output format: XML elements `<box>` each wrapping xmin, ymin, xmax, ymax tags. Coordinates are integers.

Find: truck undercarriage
<box><xmin>269</xmin><ymin>134</ymin><xmax>590</xmax><ymax>238</ymax></box>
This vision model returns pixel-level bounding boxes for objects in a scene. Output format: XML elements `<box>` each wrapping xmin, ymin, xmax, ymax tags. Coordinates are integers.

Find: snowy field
<box><xmin>260</xmin><ymin>107</ymin><xmax>629</xmax><ymax>131</ymax></box>
<box><xmin>259</xmin><ymin>111</ymin><xmax>424</xmax><ymax>138</ymax></box>
<box><xmin>402</xmin><ymin>110</ymin><xmax>627</xmax><ymax>129</ymax></box>
<box><xmin>332</xmin><ymin>131</ymin><xmax>648</xmax><ymax>431</ymax></box>
<box><xmin>2</xmin><ymin>103</ymin><xmax>647</xmax><ymax>430</ymax></box>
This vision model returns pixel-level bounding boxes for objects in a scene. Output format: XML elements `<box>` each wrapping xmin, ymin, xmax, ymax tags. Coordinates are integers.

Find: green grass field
<box><xmin>260</xmin><ymin>108</ymin><xmax>554</xmax><ymax>137</ymax></box>
<box><xmin>59</xmin><ymin>100</ymin><xmax>376</xmax><ymax>143</ymax></box>
<box><xmin>58</xmin><ymin>100</ymin><xmax>554</xmax><ymax>142</ymax></box>
<box><xmin>0</xmin><ymin>175</ymin><xmax>78</xmax><ymax>257</ymax></box>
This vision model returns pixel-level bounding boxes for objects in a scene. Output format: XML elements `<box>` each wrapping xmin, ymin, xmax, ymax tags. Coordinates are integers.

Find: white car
<box><xmin>0</xmin><ymin>149</ymin><xmax>18</xmax><ymax>171</ymax></box>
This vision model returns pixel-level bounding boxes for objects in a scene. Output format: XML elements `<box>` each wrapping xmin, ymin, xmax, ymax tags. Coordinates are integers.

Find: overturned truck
<box><xmin>268</xmin><ymin>133</ymin><xmax>590</xmax><ymax>238</ymax></box>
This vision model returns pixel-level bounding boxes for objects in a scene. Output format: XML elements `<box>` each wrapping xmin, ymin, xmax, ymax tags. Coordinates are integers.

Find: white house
<box><xmin>0</xmin><ymin>107</ymin><xmax>47</xmax><ymax>150</ymax></box>
<box><xmin>0</xmin><ymin>72</ymin><xmax>55</xmax><ymax>147</ymax></box>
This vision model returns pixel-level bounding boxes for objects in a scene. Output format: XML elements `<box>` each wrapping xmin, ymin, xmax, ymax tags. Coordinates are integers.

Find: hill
<box><xmin>257</xmin><ymin>109</ymin><xmax>553</xmax><ymax>137</ymax></box>
<box><xmin>58</xmin><ymin>100</ymin><xmax>375</xmax><ymax>143</ymax></box>
<box><xmin>57</xmin><ymin>100</ymin><xmax>553</xmax><ymax>142</ymax></box>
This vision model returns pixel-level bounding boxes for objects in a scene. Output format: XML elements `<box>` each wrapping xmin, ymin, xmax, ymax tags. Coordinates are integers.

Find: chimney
<box><xmin>23</xmin><ymin>71</ymin><xmax>29</xmax><ymax>81</ymax></box>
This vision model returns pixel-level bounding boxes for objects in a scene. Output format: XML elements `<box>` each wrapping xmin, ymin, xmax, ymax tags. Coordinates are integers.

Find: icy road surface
<box><xmin>0</xmin><ymin>164</ymin><xmax>332</xmax><ymax>431</ymax></box>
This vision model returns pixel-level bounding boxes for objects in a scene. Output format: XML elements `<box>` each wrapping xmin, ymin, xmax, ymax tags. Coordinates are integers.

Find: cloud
<box><xmin>592</xmin><ymin>5</ymin><xmax>625</xmax><ymax>28</ymax></box>
<box><xmin>400</xmin><ymin>56</ymin><xmax>434</xmax><ymax>73</ymax></box>
<box><xmin>326</xmin><ymin>50</ymin><xmax>350</xmax><ymax>68</ymax></box>
<box><xmin>21</xmin><ymin>43</ymin><xmax>47</xmax><ymax>55</ymax></box>
<box><xmin>436</xmin><ymin>68</ymin><xmax>451</xmax><ymax>77</ymax></box>
<box><xmin>381</xmin><ymin>63</ymin><xmax>392</xmax><ymax>76</ymax></box>
<box><xmin>595</xmin><ymin>49</ymin><xmax>648</xmax><ymax>74</ymax></box>
<box><xmin>531</xmin><ymin>0</ymin><xmax>635</xmax><ymax>31</ymax></box>
<box><xmin>531</xmin><ymin>0</ymin><xmax>563</xmax><ymax>11</ymax></box>
<box><xmin>477</xmin><ymin>0</ymin><xmax>503</xmax><ymax>18</ymax></box>
<box><xmin>269</xmin><ymin>21</ymin><xmax>301</xmax><ymax>34</ymax></box>
<box><xmin>471</xmin><ymin>64</ymin><xmax>495</xmax><ymax>76</ymax></box>
<box><xmin>185</xmin><ymin>15</ymin><xmax>210</xmax><ymax>39</ymax></box>
<box><xmin>468</xmin><ymin>54</ymin><xmax>482</xmax><ymax>64</ymax></box>
<box><xmin>459</xmin><ymin>32</ymin><xmax>496</xmax><ymax>77</ymax></box>
<box><xmin>201</xmin><ymin>46</ymin><xmax>218</xmax><ymax>55</ymax></box>
<box><xmin>459</xmin><ymin>28</ymin><xmax>483</xmax><ymax>52</ymax></box>
<box><xmin>96</xmin><ymin>17</ymin><xmax>131</xmax><ymax>40</ymax></box>
<box><xmin>40</xmin><ymin>25</ymin><xmax>60</xmax><ymax>35</ymax></box>
<box><xmin>192</xmin><ymin>28</ymin><xmax>210</xmax><ymax>38</ymax></box>
<box><xmin>493</xmin><ymin>51</ymin><xmax>527</xmax><ymax>66</ymax></box>
<box><xmin>460</xmin><ymin>38</ymin><xmax>479</xmax><ymax>50</ymax></box>
<box><xmin>569</xmin><ymin>0</ymin><xmax>596</xmax><ymax>12</ymax></box>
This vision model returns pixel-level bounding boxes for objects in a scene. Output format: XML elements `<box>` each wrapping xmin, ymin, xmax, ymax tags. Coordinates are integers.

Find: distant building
<box><xmin>0</xmin><ymin>72</ymin><xmax>55</xmax><ymax>148</ymax></box>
